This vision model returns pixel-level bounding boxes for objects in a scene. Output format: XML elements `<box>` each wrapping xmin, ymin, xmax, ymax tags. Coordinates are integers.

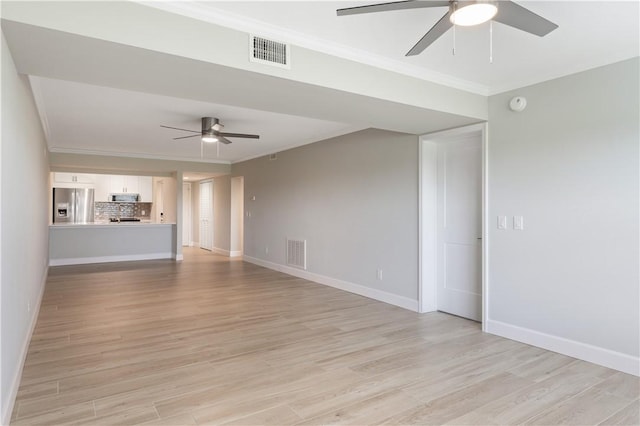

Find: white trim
<box><xmin>212</xmin><ymin>247</ymin><xmax>231</xmax><ymax>257</ymax></box>
<box><xmin>418</xmin><ymin>123</ymin><xmax>488</xmax><ymax>323</ymax></box>
<box><xmin>486</xmin><ymin>319</ymin><xmax>640</xmax><ymax>377</ymax></box>
<box><xmin>230</xmin><ymin>251</ymin><xmax>243</xmax><ymax>258</ymax></box>
<box><xmin>243</xmin><ymin>256</ymin><xmax>418</xmax><ymax>312</ymax></box>
<box><xmin>174</xmin><ymin>254</ymin><xmax>183</xmax><ymax>261</ymax></box>
<box><xmin>2</xmin><ymin>266</ymin><xmax>48</xmax><ymax>426</ymax></box>
<box><xmin>49</xmin><ymin>252</ymin><xmax>173</xmax><ymax>266</ymax></box>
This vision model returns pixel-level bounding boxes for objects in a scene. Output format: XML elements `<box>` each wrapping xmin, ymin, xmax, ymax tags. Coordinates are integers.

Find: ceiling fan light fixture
<box><xmin>202</xmin><ymin>133</ymin><xmax>218</xmax><ymax>143</ymax></box>
<box><xmin>450</xmin><ymin>1</ymin><xmax>497</xmax><ymax>26</ymax></box>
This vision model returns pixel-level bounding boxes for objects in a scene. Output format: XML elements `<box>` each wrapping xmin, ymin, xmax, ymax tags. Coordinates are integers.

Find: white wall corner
<box><xmin>244</xmin><ymin>256</ymin><xmax>419</xmax><ymax>312</ymax></box>
<box><xmin>485</xmin><ymin>319</ymin><xmax>640</xmax><ymax>377</ymax></box>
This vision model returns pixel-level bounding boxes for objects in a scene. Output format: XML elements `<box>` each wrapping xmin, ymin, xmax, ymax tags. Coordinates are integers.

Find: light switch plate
<box><xmin>514</xmin><ymin>216</ymin><xmax>524</xmax><ymax>230</ymax></box>
<box><xmin>497</xmin><ymin>216</ymin><xmax>507</xmax><ymax>230</ymax></box>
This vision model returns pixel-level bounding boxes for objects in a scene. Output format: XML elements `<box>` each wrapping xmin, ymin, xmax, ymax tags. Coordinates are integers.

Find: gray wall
<box><xmin>1</xmin><ymin>34</ymin><xmax>50</xmax><ymax>423</ymax></box>
<box><xmin>232</xmin><ymin>128</ymin><xmax>419</xmax><ymax>300</ymax></box>
<box><xmin>487</xmin><ymin>58</ymin><xmax>639</xmax><ymax>357</ymax></box>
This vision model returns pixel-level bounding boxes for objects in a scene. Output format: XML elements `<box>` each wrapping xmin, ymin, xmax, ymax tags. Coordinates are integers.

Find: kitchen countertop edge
<box><xmin>50</xmin><ymin>222</ymin><xmax>176</xmax><ymax>228</ymax></box>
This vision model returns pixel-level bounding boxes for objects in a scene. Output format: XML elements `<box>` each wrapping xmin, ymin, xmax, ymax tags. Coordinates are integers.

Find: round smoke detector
<box><xmin>509</xmin><ymin>96</ymin><xmax>527</xmax><ymax>112</ymax></box>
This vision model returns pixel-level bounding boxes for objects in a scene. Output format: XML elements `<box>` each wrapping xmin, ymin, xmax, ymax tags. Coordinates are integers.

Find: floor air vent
<box><xmin>286</xmin><ymin>239</ymin><xmax>306</xmax><ymax>270</ymax></box>
<box><xmin>250</xmin><ymin>35</ymin><xmax>290</xmax><ymax>68</ymax></box>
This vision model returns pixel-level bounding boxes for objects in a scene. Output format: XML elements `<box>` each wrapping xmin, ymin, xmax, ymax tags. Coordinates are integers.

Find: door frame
<box><xmin>199</xmin><ymin>179</ymin><xmax>214</xmax><ymax>251</ymax></box>
<box><xmin>182</xmin><ymin>182</ymin><xmax>192</xmax><ymax>246</ymax></box>
<box><xmin>419</xmin><ymin>123</ymin><xmax>489</xmax><ymax>329</ymax></box>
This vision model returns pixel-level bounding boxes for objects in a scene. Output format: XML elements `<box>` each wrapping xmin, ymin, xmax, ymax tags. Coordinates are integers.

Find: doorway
<box><xmin>419</xmin><ymin>123</ymin><xmax>487</xmax><ymax>325</ymax></box>
<box><xmin>199</xmin><ymin>180</ymin><xmax>214</xmax><ymax>251</ymax></box>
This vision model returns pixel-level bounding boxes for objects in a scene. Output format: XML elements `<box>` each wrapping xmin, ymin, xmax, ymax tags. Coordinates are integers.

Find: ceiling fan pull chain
<box><xmin>452</xmin><ymin>2</ymin><xmax>456</xmax><ymax>56</ymax></box>
<box><xmin>201</xmin><ymin>139</ymin><xmax>204</xmax><ymax>159</ymax></box>
<box><xmin>489</xmin><ymin>20</ymin><xmax>493</xmax><ymax>63</ymax></box>
<box><xmin>217</xmin><ymin>141</ymin><xmax>220</xmax><ymax>158</ymax></box>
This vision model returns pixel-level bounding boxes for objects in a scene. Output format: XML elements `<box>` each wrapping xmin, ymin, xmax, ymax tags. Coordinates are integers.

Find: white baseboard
<box><xmin>49</xmin><ymin>252</ymin><xmax>173</xmax><ymax>266</ymax></box>
<box><xmin>2</xmin><ymin>266</ymin><xmax>48</xmax><ymax>426</ymax></box>
<box><xmin>212</xmin><ymin>247</ymin><xmax>230</xmax><ymax>256</ymax></box>
<box><xmin>486</xmin><ymin>319</ymin><xmax>640</xmax><ymax>377</ymax></box>
<box><xmin>174</xmin><ymin>254</ymin><xmax>184</xmax><ymax>261</ymax></box>
<box><xmin>243</xmin><ymin>256</ymin><xmax>418</xmax><ymax>312</ymax></box>
<box><xmin>229</xmin><ymin>250</ymin><xmax>243</xmax><ymax>258</ymax></box>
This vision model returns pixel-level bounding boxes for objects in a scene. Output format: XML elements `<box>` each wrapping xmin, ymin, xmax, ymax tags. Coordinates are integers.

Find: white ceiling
<box><xmin>10</xmin><ymin>1</ymin><xmax>639</xmax><ymax>165</ymax></box>
<box><xmin>152</xmin><ymin>1</ymin><xmax>640</xmax><ymax>95</ymax></box>
<box><xmin>31</xmin><ymin>77</ymin><xmax>364</xmax><ymax>164</ymax></box>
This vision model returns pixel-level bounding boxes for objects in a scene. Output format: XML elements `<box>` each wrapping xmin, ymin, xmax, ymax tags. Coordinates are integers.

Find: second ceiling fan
<box><xmin>337</xmin><ymin>0</ymin><xmax>558</xmax><ymax>56</ymax></box>
<box><xmin>161</xmin><ymin>117</ymin><xmax>259</xmax><ymax>145</ymax></box>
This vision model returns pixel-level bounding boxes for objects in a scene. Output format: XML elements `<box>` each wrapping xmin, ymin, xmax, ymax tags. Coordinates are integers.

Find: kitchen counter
<box><xmin>50</xmin><ymin>221</ymin><xmax>174</xmax><ymax>228</ymax></box>
<box><xmin>50</xmin><ymin>222</ymin><xmax>177</xmax><ymax>266</ymax></box>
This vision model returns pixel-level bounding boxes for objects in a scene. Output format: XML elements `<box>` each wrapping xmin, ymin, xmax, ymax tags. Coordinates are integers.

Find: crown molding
<box><xmin>137</xmin><ymin>1</ymin><xmax>490</xmax><ymax>96</ymax></box>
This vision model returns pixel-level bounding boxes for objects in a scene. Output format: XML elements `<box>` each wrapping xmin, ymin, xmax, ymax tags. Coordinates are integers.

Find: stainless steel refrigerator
<box><xmin>52</xmin><ymin>188</ymin><xmax>95</xmax><ymax>224</ymax></box>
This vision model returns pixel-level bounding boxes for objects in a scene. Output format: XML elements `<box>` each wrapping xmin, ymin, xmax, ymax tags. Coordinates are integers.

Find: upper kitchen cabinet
<box><xmin>138</xmin><ymin>177</ymin><xmax>152</xmax><ymax>202</ymax></box>
<box><xmin>53</xmin><ymin>172</ymin><xmax>95</xmax><ymax>188</ymax></box>
<box><xmin>94</xmin><ymin>174</ymin><xmax>111</xmax><ymax>201</ymax></box>
<box><xmin>110</xmin><ymin>175</ymin><xmax>139</xmax><ymax>194</ymax></box>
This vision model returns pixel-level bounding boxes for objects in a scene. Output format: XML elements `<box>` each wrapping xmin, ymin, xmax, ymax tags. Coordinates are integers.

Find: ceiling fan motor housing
<box><xmin>202</xmin><ymin>117</ymin><xmax>219</xmax><ymax>134</ymax></box>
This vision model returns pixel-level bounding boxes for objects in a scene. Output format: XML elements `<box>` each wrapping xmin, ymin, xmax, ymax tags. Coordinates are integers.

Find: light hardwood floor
<box><xmin>11</xmin><ymin>248</ymin><xmax>639</xmax><ymax>425</ymax></box>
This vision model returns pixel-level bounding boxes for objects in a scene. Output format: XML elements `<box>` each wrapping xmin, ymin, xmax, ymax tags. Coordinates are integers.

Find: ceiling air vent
<box><xmin>250</xmin><ymin>35</ymin><xmax>290</xmax><ymax>69</ymax></box>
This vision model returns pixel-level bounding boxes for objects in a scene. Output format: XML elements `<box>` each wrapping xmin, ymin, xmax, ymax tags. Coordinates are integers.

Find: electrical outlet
<box><xmin>28</xmin><ymin>301</ymin><xmax>31</xmax><ymax>312</ymax></box>
<box><xmin>265</xmin><ymin>246</ymin><xmax>269</xmax><ymax>254</ymax></box>
<box><xmin>376</xmin><ymin>269</ymin><xmax>383</xmax><ymax>281</ymax></box>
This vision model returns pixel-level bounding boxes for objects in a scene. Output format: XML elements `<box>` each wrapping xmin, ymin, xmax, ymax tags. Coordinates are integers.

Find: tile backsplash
<box><xmin>95</xmin><ymin>202</ymin><xmax>152</xmax><ymax>221</ymax></box>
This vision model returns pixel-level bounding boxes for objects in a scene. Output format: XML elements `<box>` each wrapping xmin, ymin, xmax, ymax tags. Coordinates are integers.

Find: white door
<box><xmin>436</xmin><ymin>134</ymin><xmax>482</xmax><ymax>321</ymax></box>
<box><xmin>182</xmin><ymin>183</ymin><xmax>192</xmax><ymax>246</ymax></box>
<box><xmin>199</xmin><ymin>181</ymin><xmax>213</xmax><ymax>251</ymax></box>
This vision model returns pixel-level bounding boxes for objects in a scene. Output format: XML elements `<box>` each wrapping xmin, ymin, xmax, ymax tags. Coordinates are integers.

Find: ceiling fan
<box><xmin>161</xmin><ymin>117</ymin><xmax>259</xmax><ymax>144</ymax></box>
<box><xmin>337</xmin><ymin>0</ymin><xmax>558</xmax><ymax>56</ymax></box>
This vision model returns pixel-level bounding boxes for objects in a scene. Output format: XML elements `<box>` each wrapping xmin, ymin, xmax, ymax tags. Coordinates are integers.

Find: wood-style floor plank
<box><xmin>10</xmin><ymin>248</ymin><xmax>639</xmax><ymax>425</ymax></box>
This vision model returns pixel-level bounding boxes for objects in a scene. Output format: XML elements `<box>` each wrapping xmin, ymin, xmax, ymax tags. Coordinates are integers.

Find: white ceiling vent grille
<box><xmin>250</xmin><ymin>35</ymin><xmax>290</xmax><ymax>69</ymax></box>
<box><xmin>286</xmin><ymin>239</ymin><xmax>306</xmax><ymax>270</ymax></box>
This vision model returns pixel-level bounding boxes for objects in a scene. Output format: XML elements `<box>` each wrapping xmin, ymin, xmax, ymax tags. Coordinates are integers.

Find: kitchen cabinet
<box><xmin>93</xmin><ymin>174</ymin><xmax>111</xmax><ymax>201</ymax></box>
<box><xmin>138</xmin><ymin>177</ymin><xmax>153</xmax><ymax>202</ymax></box>
<box><xmin>53</xmin><ymin>172</ymin><xmax>95</xmax><ymax>188</ymax></box>
<box><xmin>56</xmin><ymin>173</ymin><xmax>153</xmax><ymax>202</ymax></box>
<box><xmin>110</xmin><ymin>175</ymin><xmax>139</xmax><ymax>194</ymax></box>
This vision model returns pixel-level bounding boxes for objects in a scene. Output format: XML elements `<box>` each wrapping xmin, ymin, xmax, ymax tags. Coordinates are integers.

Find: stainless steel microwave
<box><xmin>110</xmin><ymin>193</ymin><xmax>139</xmax><ymax>202</ymax></box>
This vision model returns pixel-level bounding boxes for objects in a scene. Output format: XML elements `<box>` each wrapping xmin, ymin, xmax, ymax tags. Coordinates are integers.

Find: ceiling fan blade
<box><xmin>337</xmin><ymin>0</ymin><xmax>449</xmax><ymax>16</ymax></box>
<box><xmin>406</xmin><ymin>10</ymin><xmax>452</xmax><ymax>56</ymax></box>
<box><xmin>173</xmin><ymin>134</ymin><xmax>201</xmax><ymax>140</ymax></box>
<box><xmin>160</xmin><ymin>125</ymin><xmax>200</xmax><ymax>133</ymax></box>
<box><xmin>493</xmin><ymin>1</ymin><xmax>558</xmax><ymax>37</ymax></box>
<box><xmin>217</xmin><ymin>136</ymin><xmax>232</xmax><ymax>145</ymax></box>
<box><xmin>218</xmin><ymin>132</ymin><xmax>260</xmax><ymax>139</ymax></box>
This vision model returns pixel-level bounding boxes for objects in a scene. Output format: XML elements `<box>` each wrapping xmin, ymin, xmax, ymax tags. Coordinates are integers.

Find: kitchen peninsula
<box><xmin>49</xmin><ymin>222</ymin><xmax>176</xmax><ymax>266</ymax></box>
<box><xmin>49</xmin><ymin>172</ymin><xmax>178</xmax><ymax>266</ymax></box>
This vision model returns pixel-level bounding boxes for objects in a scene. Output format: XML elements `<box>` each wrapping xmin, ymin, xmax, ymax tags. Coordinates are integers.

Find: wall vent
<box><xmin>250</xmin><ymin>35</ymin><xmax>290</xmax><ymax>69</ymax></box>
<box><xmin>286</xmin><ymin>239</ymin><xmax>306</xmax><ymax>270</ymax></box>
